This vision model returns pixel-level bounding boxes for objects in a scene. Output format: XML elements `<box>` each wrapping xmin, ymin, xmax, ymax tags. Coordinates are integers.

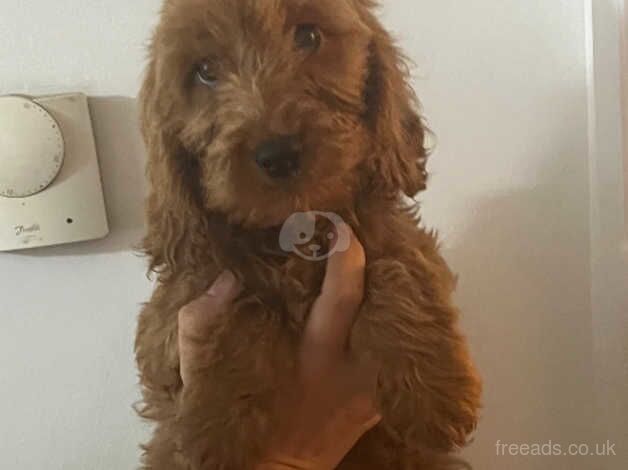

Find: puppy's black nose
<box><xmin>254</xmin><ymin>136</ymin><xmax>300</xmax><ymax>179</ymax></box>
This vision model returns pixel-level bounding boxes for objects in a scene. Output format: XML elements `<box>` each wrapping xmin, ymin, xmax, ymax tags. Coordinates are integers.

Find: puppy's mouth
<box><xmin>202</xmin><ymin>128</ymin><xmax>359</xmax><ymax>229</ymax></box>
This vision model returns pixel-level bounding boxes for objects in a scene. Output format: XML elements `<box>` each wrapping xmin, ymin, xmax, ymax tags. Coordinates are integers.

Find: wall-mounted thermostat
<box><xmin>0</xmin><ymin>93</ymin><xmax>109</xmax><ymax>251</ymax></box>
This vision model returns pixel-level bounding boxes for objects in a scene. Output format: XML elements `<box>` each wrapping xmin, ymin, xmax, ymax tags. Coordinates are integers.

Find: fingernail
<box><xmin>208</xmin><ymin>271</ymin><xmax>237</xmax><ymax>298</ymax></box>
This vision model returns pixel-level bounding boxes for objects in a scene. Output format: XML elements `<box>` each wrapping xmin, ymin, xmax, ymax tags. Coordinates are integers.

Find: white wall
<box><xmin>0</xmin><ymin>2</ymin><xmax>158</xmax><ymax>469</ymax></box>
<box><xmin>587</xmin><ymin>0</ymin><xmax>628</xmax><ymax>461</ymax></box>
<box><xmin>624</xmin><ymin>0</ymin><xmax>628</xmax><ymax>230</ymax></box>
<box><xmin>0</xmin><ymin>1</ymin><xmax>624</xmax><ymax>470</ymax></box>
<box><xmin>395</xmin><ymin>2</ymin><xmax>596</xmax><ymax>468</ymax></box>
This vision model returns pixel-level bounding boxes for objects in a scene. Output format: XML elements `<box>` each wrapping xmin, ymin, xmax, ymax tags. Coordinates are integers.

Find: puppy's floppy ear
<box><xmin>139</xmin><ymin>56</ymin><xmax>207</xmax><ymax>278</ymax></box>
<box><xmin>361</xmin><ymin>8</ymin><xmax>429</xmax><ymax>197</ymax></box>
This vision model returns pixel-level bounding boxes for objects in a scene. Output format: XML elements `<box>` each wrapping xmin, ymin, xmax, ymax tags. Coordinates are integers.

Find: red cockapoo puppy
<box><xmin>135</xmin><ymin>0</ymin><xmax>482</xmax><ymax>468</ymax></box>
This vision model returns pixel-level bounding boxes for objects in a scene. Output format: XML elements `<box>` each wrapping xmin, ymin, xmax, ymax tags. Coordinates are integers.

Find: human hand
<box><xmin>177</xmin><ymin>227</ymin><xmax>380</xmax><ymax>470</ymax></box>
<box><xmin>260</xmin><ymin>227</ymin><xmax>381</xmax><ymax>470</ymax></box>
<box><xmin>177</xmin><ymin>270</ymin><xmax>241</xmax><ymax>387</ymax></box>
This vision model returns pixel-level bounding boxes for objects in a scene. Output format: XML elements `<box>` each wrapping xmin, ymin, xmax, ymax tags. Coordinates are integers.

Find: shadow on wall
<box><xmin>21</xmin><ymin>96</ymin><xmax>147</xmax><ymax>257</ymax></box>
<box><xmin>445</xmin><ymin>155</ymin><xmax>595</xmax><ymax>468</ymax></box>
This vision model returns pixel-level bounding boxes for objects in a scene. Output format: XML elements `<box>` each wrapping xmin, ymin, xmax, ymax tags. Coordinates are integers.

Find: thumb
<box><xmin>178</xmin><ymin>271</ymin><xmax>241</xmax><ymax>341</ymax></box>
<box><xmin>304</xmin><ymin>226</ymin><xmax>366</xmax><ymax>356</ymax></box>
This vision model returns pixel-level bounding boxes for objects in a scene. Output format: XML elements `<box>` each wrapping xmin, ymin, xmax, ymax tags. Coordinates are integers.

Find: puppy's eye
<box><xmin>195</xmin><ymin>61</ymin><xmax>218</xmax><ymax>88</ymax></box>
<box><xmin>294</xmin><ymin>24</ymin><xmax>321</xmax><ymax>51</ymax></box>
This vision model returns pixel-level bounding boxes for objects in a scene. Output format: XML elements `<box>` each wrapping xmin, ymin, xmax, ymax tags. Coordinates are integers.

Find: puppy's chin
<box><xmin>205</xmin><ymin>174</ymin><xmax>359</xmax><ymax>230</ymax></box>
<box><xmin>226</xmin><ymin>203</ymin><xmax>304</xmax><ymax>230</ymax></box>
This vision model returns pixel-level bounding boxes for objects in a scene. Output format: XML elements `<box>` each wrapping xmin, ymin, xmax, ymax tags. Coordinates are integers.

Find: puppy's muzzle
<box><xmin>254</xmin><ymin>136</ymin><xmax>300</xmax><ymax>179</ymax></box>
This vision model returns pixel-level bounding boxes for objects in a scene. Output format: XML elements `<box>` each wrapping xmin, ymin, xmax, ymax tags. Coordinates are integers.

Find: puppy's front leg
<box><xmin>136</xmin><ymin>279</ymin><xmax>208</xmax><ymax>470</ymax></box>
<box><xmin>343</xmin><ymin>245</ymin><xmax>481</xmax><ymax>468</ymax></box>
<box><xmin>174</xmin><ymin>299</ymin><xmax>287</xmax><ymax>470</ymax></box>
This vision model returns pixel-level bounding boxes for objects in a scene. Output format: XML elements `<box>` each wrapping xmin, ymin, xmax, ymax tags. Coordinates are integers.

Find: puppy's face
<box><xmin>142</xmin><ymin>0</ymin><xmax>427</xmax><ymax>229</ymax></box>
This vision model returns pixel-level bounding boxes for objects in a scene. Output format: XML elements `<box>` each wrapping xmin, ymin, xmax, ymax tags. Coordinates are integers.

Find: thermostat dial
<box><xmin>0</xmin><ymin>96</ymin><xmax>65</xmax><ymax>198</ymax></box>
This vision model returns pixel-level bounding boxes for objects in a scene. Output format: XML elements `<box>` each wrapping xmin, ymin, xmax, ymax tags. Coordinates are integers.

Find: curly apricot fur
<box><xmin>136</xmin><ymin>1</ymin><xmax>481</xmax><ymax>469</ymax></box>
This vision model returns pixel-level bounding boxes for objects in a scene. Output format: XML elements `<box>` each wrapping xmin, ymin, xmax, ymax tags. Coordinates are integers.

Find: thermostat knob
<box><xmin>0</xmin><ymin>96</ymin><xmax>65</xmax><ymax>198</ymax></box>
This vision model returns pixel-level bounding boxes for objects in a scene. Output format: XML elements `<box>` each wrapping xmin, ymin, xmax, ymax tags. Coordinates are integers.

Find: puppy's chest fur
<box><xmin>205</xmin><ymin>214</ymin><xmax>443</xmax><ymax>331</ymax></box>
<box><xmin>137</xmin><ymin>210</ymin><xmax>481</xmax><ymax>470</ymax></box>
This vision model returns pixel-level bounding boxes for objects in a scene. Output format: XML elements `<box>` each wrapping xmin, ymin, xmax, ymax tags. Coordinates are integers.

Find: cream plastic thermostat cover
<box><xmin>0</xmin><ymin>93</ymin><xmax>109</xmax><ymax>251</ymax></box>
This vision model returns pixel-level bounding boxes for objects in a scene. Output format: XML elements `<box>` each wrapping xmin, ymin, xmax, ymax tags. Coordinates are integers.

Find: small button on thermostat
<box><xmin>0</xmin><ymin>96</ymin><xmax>65</xmax><ymax>198</ymax></box>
